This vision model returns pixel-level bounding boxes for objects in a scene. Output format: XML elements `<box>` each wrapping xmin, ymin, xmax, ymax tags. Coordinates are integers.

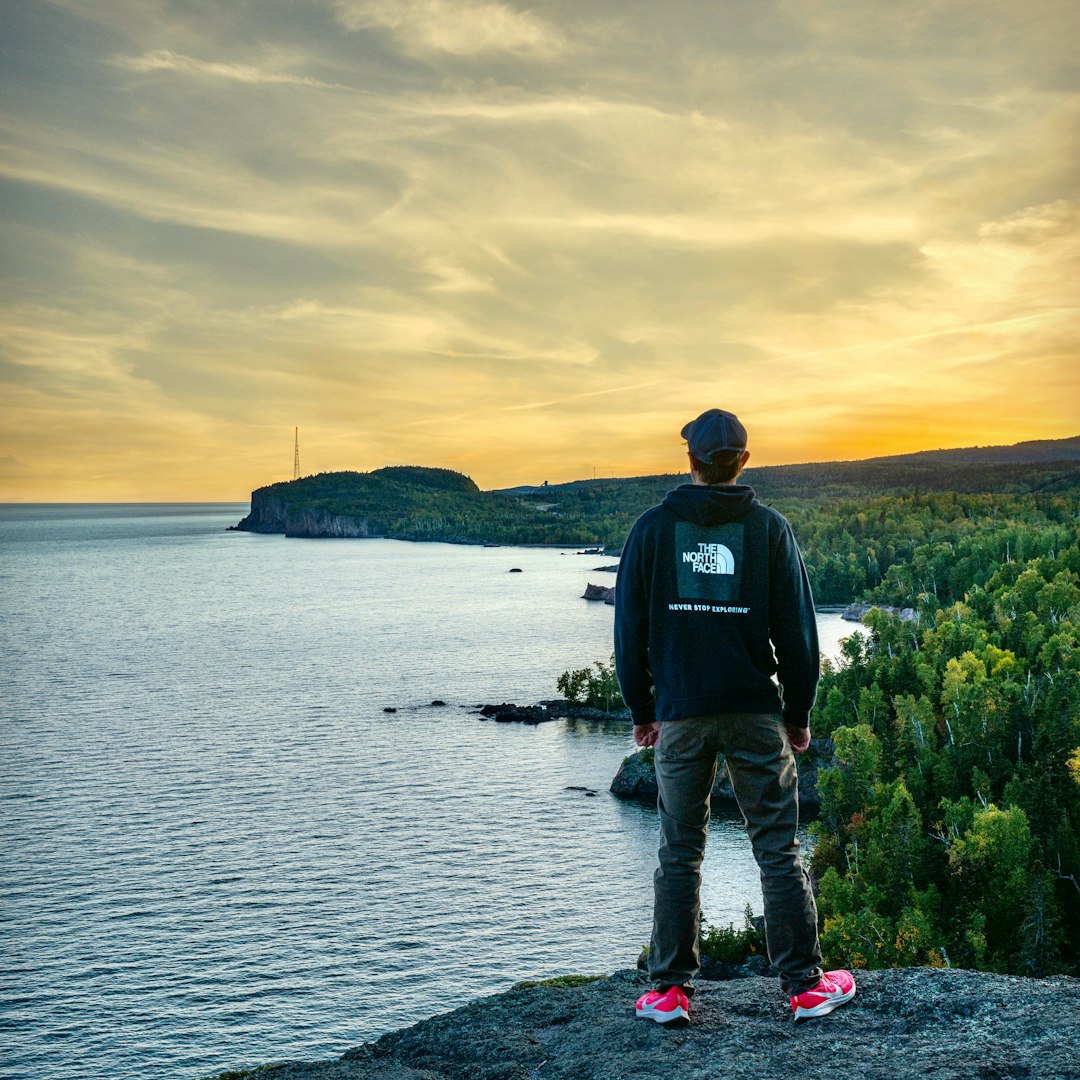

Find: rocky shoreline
<box><xmin>471</xmin><ymin>699</ymin><xmax>630</xmax><ymax>725</ymax></box>
<box><xmin>205</xmin><ymin>967</ymin><xmax>1080</xmax><ymax>1080</ymax></box>
<box><xmin>841</xmin><ymin>600</ymin><xmax>919</xmax><ymax>623</ymax></box>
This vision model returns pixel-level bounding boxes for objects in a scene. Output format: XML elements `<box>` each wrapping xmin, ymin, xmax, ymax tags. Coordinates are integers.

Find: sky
<box><xmin>1</xmin><ymin>0</ymin><xmax>1078</xmax><ymax>500</ymax></box>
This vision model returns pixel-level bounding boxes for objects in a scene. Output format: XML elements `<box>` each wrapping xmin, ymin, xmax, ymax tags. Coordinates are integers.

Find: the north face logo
<box><xmin>682</xmin><ymin>543</ymin><xmax>735</xmax><ymax>575</ymax></box>
<box><xmin>675</xmin><ymin>522</ymin><xmax>744</xmax><ymax>601</ymax></box>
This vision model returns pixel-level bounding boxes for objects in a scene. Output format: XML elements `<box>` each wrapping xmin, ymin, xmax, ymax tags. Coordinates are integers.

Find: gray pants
<box><xmin>649</xmin><ymin>712</ymin><xmax>823</xmax><ymax>997</ymax></box>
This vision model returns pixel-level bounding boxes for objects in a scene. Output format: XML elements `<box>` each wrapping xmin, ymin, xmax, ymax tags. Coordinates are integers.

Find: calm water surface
<box><xmin>0</xmin><ymin>505</ymin><xmax>859</xmax><ymax>1080</ymax></box>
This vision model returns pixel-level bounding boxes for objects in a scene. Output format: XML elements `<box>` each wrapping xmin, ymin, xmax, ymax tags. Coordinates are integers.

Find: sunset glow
<box><xmin>1</xmin><ymin>1</ymin><xmax>1077</xmax><ymax>499</ymax></box>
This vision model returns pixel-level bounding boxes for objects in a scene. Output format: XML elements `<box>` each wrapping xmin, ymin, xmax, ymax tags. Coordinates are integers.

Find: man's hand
<box><xmin>786</xmin><ymin>724</ymin><xmax>811</xmax><ymax>755</ymax></box>
<box><xmin>634</xmin><ymin>722</ymin><xmax>661</xmax><ymax>748</ymax></box>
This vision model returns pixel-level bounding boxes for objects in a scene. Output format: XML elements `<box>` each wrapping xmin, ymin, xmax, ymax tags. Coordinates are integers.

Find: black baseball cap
<box><xmin>681</xmin><ymin>408</ymin><xmax>747</xmax><ymax>463</ymax></box>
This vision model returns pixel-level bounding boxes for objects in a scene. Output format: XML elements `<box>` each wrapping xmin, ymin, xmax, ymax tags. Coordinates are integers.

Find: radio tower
<box><xmin>293</xmin><ymin>427</ymin><xmax>300</xmax><ymax>480</ymax></box>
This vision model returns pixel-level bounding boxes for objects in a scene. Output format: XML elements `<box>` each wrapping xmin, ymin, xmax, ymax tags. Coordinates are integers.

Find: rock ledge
<box><xmin>208</xmin><ymin>967</ymin><xmax>1080</xmax><ymax>1080</ymax></box>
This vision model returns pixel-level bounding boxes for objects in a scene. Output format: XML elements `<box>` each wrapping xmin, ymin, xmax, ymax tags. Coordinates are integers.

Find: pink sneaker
<box><xmin>790</xmin><ymin>970</ymin><xmax>856</xmax><ymax>1021</ymax></box>
<box><xmin>635</xmin><ymin>985</ymin><xmax>690</xmax><ymax>1026</ymax></box>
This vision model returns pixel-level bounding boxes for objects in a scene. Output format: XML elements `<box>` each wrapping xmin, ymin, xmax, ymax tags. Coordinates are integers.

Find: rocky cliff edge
<box><xmin>208</xmin><ymin>967</ymin><xmax>1080</xmax><ymax>1080</ymax></box>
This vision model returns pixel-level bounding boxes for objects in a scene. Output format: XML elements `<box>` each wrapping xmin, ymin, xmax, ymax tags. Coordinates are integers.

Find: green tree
<box><xmin>556</xmin><ymin>656</ymin><xmax>623</xmax><ymax>712</ymax></box>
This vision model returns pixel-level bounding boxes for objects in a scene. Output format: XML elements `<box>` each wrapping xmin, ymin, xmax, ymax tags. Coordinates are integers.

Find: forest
<box><xmin>800</xmin><ymin>488</ymin><xmax>1079</xmax><ymax>976</ymax></box>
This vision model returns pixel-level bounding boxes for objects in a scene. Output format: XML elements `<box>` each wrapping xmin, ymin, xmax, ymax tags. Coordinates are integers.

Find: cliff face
<box><xmin>235</xmin><ymin>489</ymin><xmax>289</xmax><ymax>533</ymax></box>
<box><xmin>208</xmin><ymin>967</ymin><xmax>1080</xmax><ymax>1080</ymax></box>
<box><xmin>283</xmin><ymin>508</ymin><xmax>368</xmax><ymax>539</ymax></box>
<box><xmin>234</xmin><ymin>489</ymin><xmax>369</xmax><ymax>538</ymax></box>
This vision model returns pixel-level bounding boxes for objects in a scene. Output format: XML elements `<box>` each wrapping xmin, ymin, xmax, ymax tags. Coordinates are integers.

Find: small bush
<box><xmin>556</xmin><ymin>655</ymin><xmax>623</xmax><ymax>711</ymax></box>
<box><xmin>699</xmin><ymin>905</ymin><xmax>766</xmax><ymax>964</ymax></box>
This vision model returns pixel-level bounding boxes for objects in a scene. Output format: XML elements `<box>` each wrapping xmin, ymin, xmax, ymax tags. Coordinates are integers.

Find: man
<box><xmin>614</xmin><ymin>407</ymin><xmax>855</xmax><ymax>1026</ymax></box>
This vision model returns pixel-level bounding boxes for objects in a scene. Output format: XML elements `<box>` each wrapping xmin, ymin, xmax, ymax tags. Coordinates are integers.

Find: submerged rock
<box><xmin>478</xmin><ymin>703</ymin><xmax>553</xmax><ymax>725</ymax></box>
<box><xmin>477</xmin><ymin>700</ymin><xmax>630</xmax><ymax>725</ymax></box>
<box><xmin>582</xmin><ymin>582</ymin><xmax>616</xmax><ymax>603</ymax></box>
<box><xmin>211</xmin><ymin>967</ymin><xmax>1080</xmax><ymax>1080</ymax></box>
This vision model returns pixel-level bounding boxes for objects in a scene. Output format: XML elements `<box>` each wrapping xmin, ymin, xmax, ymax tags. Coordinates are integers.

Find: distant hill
<box><xmin>851</xmin><ymin>435</ymin><xmax>1080</xmax><ymax>465</ymax></box>
<box><xmin>499</xmin><ymin>435</ymin><xmax>1080</xmax><ymax>505</ymax></box>
<box><xmin>234</xmin><ymin>436</ymin><xmax>1079</xmax><ymax>549</ymax></box>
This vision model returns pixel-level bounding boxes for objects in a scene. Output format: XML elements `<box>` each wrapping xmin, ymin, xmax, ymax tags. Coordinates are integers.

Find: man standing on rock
<box><xmin>614</xmin><ymin>407</ymin><xmax>855</xmax><ymax>1025</ymax></box>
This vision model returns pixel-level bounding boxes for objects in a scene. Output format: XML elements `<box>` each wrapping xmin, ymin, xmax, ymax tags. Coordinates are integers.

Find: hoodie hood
<box><xmin>661</xmin><ymin>483</ymin><xmax>757</xmax><ymax>526</ymax></box>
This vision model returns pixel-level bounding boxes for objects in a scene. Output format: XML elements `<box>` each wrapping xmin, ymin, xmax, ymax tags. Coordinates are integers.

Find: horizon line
<box><xmin>3</xmin><ymin>431</ymin><xmax>1077</xmax><ymax>504</ymax></box>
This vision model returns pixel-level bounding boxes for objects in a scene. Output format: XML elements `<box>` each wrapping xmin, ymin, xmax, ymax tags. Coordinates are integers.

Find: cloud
<box><xmin>403</xmin><ymin>379</ymin><xmax>662</xmax><ymax>425</ymax></box>
<box><xmin>109</xmin><ymin>49</ymin><xmax>341</xmax><ymax>89</ymax></box>
<box><xmin>2</xmin><ymin>0</ymin><xmax>1077</xmax><ymax>496</ymax></box>
<box><xmin>333</xmin><ymin>0</ymin><xmax>571</xmax><ymax>58</ymax></box>
<box><xmin>503</xmin><ymin>380</ymin><xmax>661</xmax><ymax>412</ymax></box>
<box><xmin>250</xmin><ymin>298</ymin><xmax>600</xmax><ymax>367</ymax></box>
<box><xmin>0</xmin><ymin>112</ymin><xmax>402</xmax><ymax>248</ymax></box>
<box><xmin>977</xmin><ymin>199</ymin><xmax>1079</xmax><ymax>244</ymax></box>
<box><xmin>420</xmin><ymin>258</ymin><xmax>496</xmax><ymax>293</ymax></box>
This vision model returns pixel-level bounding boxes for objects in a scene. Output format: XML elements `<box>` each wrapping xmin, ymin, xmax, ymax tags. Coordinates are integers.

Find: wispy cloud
<box><xmin>333</xmin><ymin>0</ymin><xmax>572</xmax><ymax>58</ymax></box>
<box><xmin>977</xmin><ymin>199</ymin><xmax>1078</xmax><ymax>243</ymax></box>
<box><xmin>401</xmin><ymin>380</ymin><xmax>662</xmax><ymax>427</ymax></box>
<box><xmin>109</xmin><ymin>50</ymin><xmax>341</xmax><ymax>89</ymax></box>
<box><xmin>504</xmin><ymin>381</ymin><xmax>662</xmax><ymax>412</ymax></box>
<box><xmin>764</xmin><ymin>308</ymin><xmax>1080</xmax><ymax>365</ymax></box>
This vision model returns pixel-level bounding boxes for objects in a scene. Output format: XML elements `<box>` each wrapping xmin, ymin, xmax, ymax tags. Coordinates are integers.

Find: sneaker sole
<box><xmin>793</xmin><ymin>985</ymin><xmax>856</xmax><ymax>1022</ymax></box>
<box><xmin>636</xmin><ymin>1005</ymin><xmax>690</xmax><ymax>1026</ymax></box>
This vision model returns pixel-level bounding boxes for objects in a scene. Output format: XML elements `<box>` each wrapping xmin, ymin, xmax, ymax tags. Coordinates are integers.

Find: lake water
<box><xmin>0</xmin><ymin>505</ymin><xmax>860</xmax><ymax>1080</ymax></box>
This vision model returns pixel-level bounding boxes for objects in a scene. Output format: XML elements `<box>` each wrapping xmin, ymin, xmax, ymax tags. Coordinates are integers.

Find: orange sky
<box><xmin>1</xmin><ymin>1</ymin><xmax>1078</xmax><ymax>499</ymax></box>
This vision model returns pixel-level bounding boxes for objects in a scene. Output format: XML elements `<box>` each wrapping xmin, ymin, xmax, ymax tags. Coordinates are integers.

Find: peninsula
<box><xmin>232</xmin><ymin>465</ymin><xmax>611</xmax><ymax>546</ymax></box>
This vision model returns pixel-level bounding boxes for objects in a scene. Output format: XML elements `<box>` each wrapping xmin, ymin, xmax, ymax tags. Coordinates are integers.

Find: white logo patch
<box><xmin>682</xmin><ymin>542</ymin><xmax>735</xmax><ymax>575</ymax></box>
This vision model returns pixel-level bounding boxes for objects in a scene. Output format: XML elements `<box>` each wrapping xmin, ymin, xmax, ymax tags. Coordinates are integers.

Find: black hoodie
<box><xmin>614</xmin><ymin>483</ymin><xmax>819</xmax><ymax>729</ymax></box>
